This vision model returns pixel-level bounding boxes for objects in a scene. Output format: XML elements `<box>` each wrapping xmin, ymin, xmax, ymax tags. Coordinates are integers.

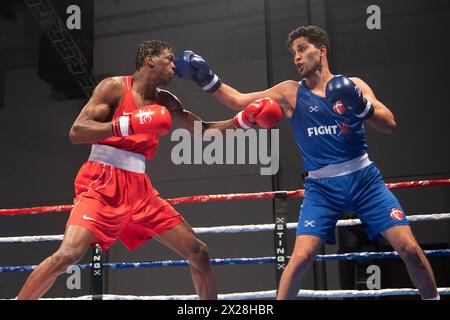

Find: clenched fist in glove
<box><xmin>233</xmin><ymin>98</ymin><xmax>282</xmax><ymax>129</ymax></box>
<box><xmin>112</xmin><ymin>105</ymin><xmax>172</xmax><ymax>137</ymax></box>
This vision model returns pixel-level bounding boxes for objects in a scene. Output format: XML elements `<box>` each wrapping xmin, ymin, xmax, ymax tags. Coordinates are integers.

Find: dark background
<box><xmin>0</xmin><ymin>0</ymin><xmax>449</xmax><ymax>299</ymax></box>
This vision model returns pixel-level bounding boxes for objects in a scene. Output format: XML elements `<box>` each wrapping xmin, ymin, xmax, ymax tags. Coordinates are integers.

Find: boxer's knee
<box><xmin>187</xmin><ymin>240</ymin><xmax>211</xmax><ymax>269</ymax></box>
<box><xmin>290</xmin><ymin>250</ymin><xmax>316</xmax><ymax>270</ymax></box>
<box><xmin>397</xmin><ymin>241</ymin><xmax>424</xmax><ymax>266</ymax></box>
<box><xmin>50</xmin><ymin>247</ymin><xmax>85</xmax><ymax>273</ymax></box>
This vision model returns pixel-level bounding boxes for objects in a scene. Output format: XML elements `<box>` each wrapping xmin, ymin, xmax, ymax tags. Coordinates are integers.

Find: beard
<box><xmin>300</xmin><ymin>54</ymin><xmax>323</xmax><ymax>78</ymax></box>
<box><xmin>301</xmin><ymin>62</ymin><xmax>322</xmax><ymax>78</ymax></box>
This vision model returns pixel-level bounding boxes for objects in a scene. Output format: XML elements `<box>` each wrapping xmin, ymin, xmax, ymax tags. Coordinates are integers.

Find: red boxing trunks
<box><xmin>67</xmin><ymin>144</ymin><xmax>184</xmax><ymax>251</ymax></box>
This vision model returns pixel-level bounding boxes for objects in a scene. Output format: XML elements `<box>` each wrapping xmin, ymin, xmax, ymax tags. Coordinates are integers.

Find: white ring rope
<box><xmin>0</xmin><ymin>235</ymin><xmax>64</xmax><ymax>243</ymax></box>
<box><xmin>39</xmin><ymin>287</ymin><xmax>450</xmax><ymax>300</ymax></box>
<box><xmin>3</xmin><ymin>211</ymin><xmax>449</xmax><ymax>300</ymax></box>
<box><xmin>334</xmin><ymin>212</ymin><xmax>450</xmax><ymax>227</ymax></box>
<box><xmin>1</xmin><ymin>213</ymin><xmax>449</xmax><ymax>243</ymax></box>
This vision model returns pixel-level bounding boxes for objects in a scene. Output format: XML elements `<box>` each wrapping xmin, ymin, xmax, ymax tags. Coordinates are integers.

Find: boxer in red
<box><xmin>16</xmin><ymin>40</ymin><xmax>282</xmax><ymax>300</ymax></box>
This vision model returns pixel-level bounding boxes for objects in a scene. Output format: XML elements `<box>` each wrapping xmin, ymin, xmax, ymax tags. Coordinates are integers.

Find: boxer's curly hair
<box><xmin>135</xmin><ymin>40</ymin><xmax>175</xmax><ymax>70</ymax></box>
<box><xmin>286</xmin><ymin>25</ymin><xmax>330</xmax><ymax>52</ymax></box>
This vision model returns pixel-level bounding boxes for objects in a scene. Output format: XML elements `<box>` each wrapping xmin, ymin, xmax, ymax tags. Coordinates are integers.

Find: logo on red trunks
<box><xmin>82</xmin><ymin>214</ymin><xmax>96</xmax><ymax>222</ymax></box>
<box><xmin>390</xmin><ymin>208</ymin><xmax>404</xmax><ymax>221</ymax></box>
<box><xmin>333</xmin><ymin>101</ymin><xmax>347</xmax><ymax>115</ymax></box>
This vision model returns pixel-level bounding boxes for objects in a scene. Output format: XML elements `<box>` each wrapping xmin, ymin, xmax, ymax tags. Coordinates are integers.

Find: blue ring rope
<box><xmin>1</xmin><ymin>249</ymin><xmax>449</xmax><ymax>273</ymax></box>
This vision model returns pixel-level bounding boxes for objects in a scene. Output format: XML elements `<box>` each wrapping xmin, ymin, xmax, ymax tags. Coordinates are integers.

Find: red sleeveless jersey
<box><xmin>96</xmin><ymin>76</ymin><xmax>159</xmax><ymax>159</ymax></box>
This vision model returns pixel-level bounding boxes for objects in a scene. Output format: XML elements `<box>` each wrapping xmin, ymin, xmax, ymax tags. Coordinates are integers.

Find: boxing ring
<box><xmin>1</xmin><ymin>179</ymin><xmax>450</xmax><ymax>300</ymax></box>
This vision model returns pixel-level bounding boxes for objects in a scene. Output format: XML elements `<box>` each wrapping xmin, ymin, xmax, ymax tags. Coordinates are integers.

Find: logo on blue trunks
<box><xmin>303</xmin><ymin>220</ymin><xmax>316</xmax><ymax>227</ymax></box>
<box><xmin>390</xmin><ymin>208</ymin><xmax>405</xmax><ymax>221</ymax></box>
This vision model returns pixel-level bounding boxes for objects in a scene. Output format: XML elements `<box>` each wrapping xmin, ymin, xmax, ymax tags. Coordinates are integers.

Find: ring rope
<box><xmin>1</xmin><ymin>178</ymin><xmax>448</xmax><ymax>299</ymax></box>
<box><xmin>1</xmin><ymin>212</ymin><xmax>449</xmax><ymax>244</ymax></box>
<box><xmin>38</xmin><ymin>287</ymin><xmax>450</xmax><ymax>300</ymax></box>
<box><xmin>2</xmin><ymin>249</ymin><xmax>449</xmax><ymax>273</ymax></box>
<box><xmin>0</xmin><ymin>179</ymin><xmax>448</xmax><ymax>216</ymax></box>
<box><xmin>167</xmin><ymin>179</ymin><xmax>450</xmax><ymax>205</ymax></box>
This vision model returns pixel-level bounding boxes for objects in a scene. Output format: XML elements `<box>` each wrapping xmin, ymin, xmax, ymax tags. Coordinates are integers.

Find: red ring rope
<box><xmin>0</xmin><ymin>179</ymin><xmax>448</xmax><ymax>216</ymax></box>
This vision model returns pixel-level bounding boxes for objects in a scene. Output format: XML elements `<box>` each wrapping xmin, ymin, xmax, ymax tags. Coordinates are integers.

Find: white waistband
<box><xmin>88</xmin><ymin>144</ymin><xmax>146</xmax><ymax>173</ymax></box>
<box><xmin>308</xmin><ymin>153</ymin><xmax>371</xmax><ymax>179</ymax></box>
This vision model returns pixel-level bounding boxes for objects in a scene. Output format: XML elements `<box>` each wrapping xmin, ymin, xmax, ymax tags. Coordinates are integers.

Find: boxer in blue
<box><xmin>175</xmin><ymin>25</ymin><xmax>440</xmax><ymax>300</ymax></box>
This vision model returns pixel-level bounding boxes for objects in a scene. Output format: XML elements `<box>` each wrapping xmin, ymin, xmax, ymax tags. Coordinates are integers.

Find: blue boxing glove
<box><xmin>325</xmin><ymin>75</ymin><xmax>374</xmax><ymax>120</ymax></box>
<box><xmin>175</xmin><ymin>50</ymin><xmax>222</xmax><ymax>93</ymax></box>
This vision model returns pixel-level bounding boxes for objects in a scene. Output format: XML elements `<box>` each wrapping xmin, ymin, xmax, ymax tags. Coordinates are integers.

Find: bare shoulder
<box><xmin>271</xmin><ymin>80</ymin><xmax>300</xmax><ymax>117</ymax></box>
<box><xmin>156</xmin><ymin>88</ymin><xmax>184</xmax><ymax>111</ymax></box>
<box><xmin>275</xmin><ymin>80</ymin><xmax>300</xmax><ymax>92</ymax></box>
<box><xmin>349</xmin><ymin>77</ymin><xmax>376</xmax><ymax>96</ymax></box>
<box><xmin>269</xmin><ymin>80</ymin><xmax>300</xmax><ymax>104</ymax></box>
<box><xmin>93</xmin><ymin>76</ymin><xmax>124</xmax><ymax>103</ymax></box>
<box><xmin>99</xmin><ymin>76</ymin><xmax>123</xmax><ymax>90</ymax></box>
<box><xmin>349</xmin><ymin>77</ymin><xmax>369</xmax><ymax>88</ymax></box>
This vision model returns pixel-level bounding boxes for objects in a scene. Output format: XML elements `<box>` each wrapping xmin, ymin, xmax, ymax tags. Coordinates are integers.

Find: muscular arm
<box><xmin>174</xmin><ymin>109</ymin><xmax>235</xmax><ymax>138</ymax></box>
<box><xmin>69</xmin><ymin>78</ymin><xmax>122</xmax><ymax>144</ymax></box>
<box><xmin>212</xmin><ymin>81</ymin><xmax>295</xmax><ymax>112</ymax></box>
<box><xmin>157</xmin><ymin>89</ymin><xmax>234</xmax><ymax>138</ymax></box>
<box><xmin>351</xmin><ymin>77</ymin><xmax>397</xmax><ymax>134</ymax></box>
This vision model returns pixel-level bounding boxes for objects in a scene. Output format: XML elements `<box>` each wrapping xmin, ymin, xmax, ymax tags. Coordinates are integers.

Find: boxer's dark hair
<box><xmin>136</xmin><ymin>40</ymin><xmax>174</xmax><ymax>70</ymax></box>
<box><xmin>287</xmin><ymin>25</ymin><xmax>330</xmax><ymax>52</ymax></box>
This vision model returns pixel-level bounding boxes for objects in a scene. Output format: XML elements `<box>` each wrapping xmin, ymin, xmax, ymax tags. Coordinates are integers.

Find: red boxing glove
<box><xmin>112</xmin><ymin>104</ymin><xmax>172</xmax><ymax>137</ymax></box>
<box><xmin>233</xmin><ymin>98</ymin><xmax>282</xmax><ymax>129</ymax></box>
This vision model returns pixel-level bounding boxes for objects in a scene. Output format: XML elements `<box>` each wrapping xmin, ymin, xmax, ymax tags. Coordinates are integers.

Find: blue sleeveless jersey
<box><xmin>287</xmin><ymin>81</ymin><xmax>368</xmax><ymax>171</ymax></box>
